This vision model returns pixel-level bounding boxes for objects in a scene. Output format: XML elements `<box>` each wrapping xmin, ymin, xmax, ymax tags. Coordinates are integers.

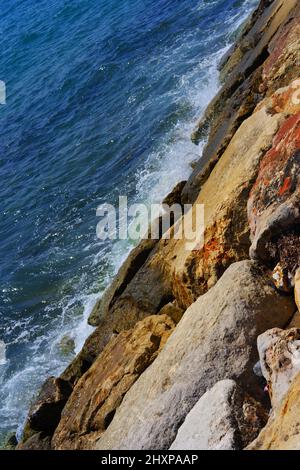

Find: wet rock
<box><xmin>52</xmin><ymin>314</ymin><xmax>175</xmax><ymax>449</ymax></box>
<box><xmin>88</xmin><ymin>237</ymin><xmax>158</xmax><ymax>326</ymax></box>
<box><xmin>162</xmin><ymin>181</ymin><xmax>186</xmax><ymax>207</ymax></box>
<box><xmin>170</xmin><ymin>380</ymin><xmax>268</xmax><ymax>450</ymax></box>
<box><xmin>95</xmin><ymin>261</ymin><xmax>294</xmax><ymax>450</ymax></box>
<box><xmin>257</xmin><ymin>328</ymin><xmax>300</xmax><ymax>408</ymax></box>
<box><xmin>21</xmin><ymin>377</ymin><xmax>72</xmax><ymax>444</ymax></box>
<box><xmin>3</xmin><ymin>432</ymin><xmax>18</xmax><ymax>450</ymax></box>
<box><xmin>17</xmin><ymin>433</ymin><xmax>51</xmax><ymax>451</ymax></box>
<box><xmin>58</xmin><ymin>335</ymin><xmax>75</xmax><ymax>356</ymax></box>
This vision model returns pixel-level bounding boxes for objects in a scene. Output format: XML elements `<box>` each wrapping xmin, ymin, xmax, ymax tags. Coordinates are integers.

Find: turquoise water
<box><xmin>0</xmin><ymin>0</ymin><xmax>258</xmax><ymax>441</ymax></box>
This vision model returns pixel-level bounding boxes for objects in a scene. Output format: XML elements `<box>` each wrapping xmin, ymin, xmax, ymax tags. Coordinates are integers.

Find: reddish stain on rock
<box><xmin>259</xmin><ymin>3</ymin><xmax>300</xmax><ymax>96</ymax></box>
<box><xmin>248</xmin><ymin>112</ymin><xmax>300</xmax><ymax>237</ymax></box>
<box><xmin>278</xmin><ymin>177</ymin><xmax>292</xmax><ymax>196</ymax></box>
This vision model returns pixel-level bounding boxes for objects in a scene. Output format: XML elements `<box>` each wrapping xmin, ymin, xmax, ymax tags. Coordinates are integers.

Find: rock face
<box><xmin>17</xmin><ymin>433</ymin><xmax>51</xmax><ymax>451</ymax></box>
<box><xmin>170</xmin><ymin>380</ymin><xmax>268</xmax><ymax>450</ymax></box>
<box><xmin>248</xmin><ymin>85</ymin><xmax>300</xmax><ymax>263</ymax></box>
<box><xmin>95</xmin><ymin>261</ymin><xmax>294</xmax><ymax>450</ymax></box>
<box><xmin>247</xmin><ymin>327</ymin><xmax>300</xmax><ymax>451</ymax></box>
<box><xmin>154</xmin><ymin>91</ymin><xmax>295</xmax><ymax>310</ymax></box>
<box><xmin>185</xmin><ymin>0</ymin><xmax>298</xmax><ymax>203</ymax></box>
<box><xmin>52</xmin><ymin>314</ymin><xmax>175</xmax><ymax>450</ymax></box>
<box><xmin>247</xmin><ymin>372</ymin><xmax>300</xmax><ymax>450</ymax></box>
<box><xmin>260</xmin><ymin>2</ymin><xmax>300</xmax><ymax>95</ymax></box>
<box><xmin>87</xmin><ymin>237</ymin><xmax>160</xmax><ymax>327</ymax></box>
<box><xmin>19</xmin><ymin>377</ymin><xmax>72</xmax><ymax>446</ymax></box>
<box><xmin>257</xmin><ymin>328</ymin><xmax>300</xmax><ymax>408</ymax></box>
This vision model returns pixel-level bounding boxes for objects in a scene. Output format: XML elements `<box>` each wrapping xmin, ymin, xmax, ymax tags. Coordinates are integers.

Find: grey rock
<box><xmin>257</xmin><ymin>327</ymin><xmax>300</xmax><ymax>408</ymax></box>
<box><xmin>95</xmin><ymin>260</ymin><xmax>294</xmax><ymax>450</ymax></box>
<box><xmin>170</xmin><ymin>380</ymin><xmax>268</xmax><ymax>450</ymax></box>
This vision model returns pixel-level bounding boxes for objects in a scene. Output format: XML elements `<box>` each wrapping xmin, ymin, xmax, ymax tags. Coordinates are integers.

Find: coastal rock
<box><xmin>248</xmin><ymin>83</ymin><xmax>300</xmax><ymax>263</ymax></box>
<box><xmin>88</xmin><ymin>237</ymin><xmax>158</xmax><ymax>326</ymax></box>
<box><xmin>184</xmin><ymin>0</ymin><xmax>298</xmax><ymax>204</ymax></box>
<box><xmin>170</xmin><ymin>380</ymin><xmax>268</xmax><ymax>450</ymax></box>
<box><xmin>19</xmin><ymin>377</ymin><xmax>72</xmax><ymax>445</ymax></box>
<box><xmin>156</xmin><ymin>101</ymin><xmax>286</xmax><ymax>308</ymax></box>
<box><xmin>94</xmin><ymin>261</ymin><xmax>294</xmax><ymax>450</ymax></box>
<box><xmin>247</xmin><ymin>372</ymin><xmax>300</xmax><ymax>450</ymax></box>
<box><xmin>260</xmin><ymin>2</ymin><xmax>300</xmax><ymax>95</ymax></box>
<box><xmin>3</xmin><ymin>433</ymin><xmax>18</xmax><ymax>450</ymax></box>
<box><xmin>52</xmin><ymin>314</ymin><xmax>175</xmax><ymax>450</ymax></box>
<box><xmin>17</xmin><ymin>433</ymin><xmax>51</xmax><ymax>451</ymax></box>
<box><xmin>162</xmin><ymin>180</ymin><xmax>186</xmax><ymax>207</ymax></box>
<box><xmin>60</xmin><ymin>324</ymin><xmax>117</xmax><ymax>385</ymax></box>
<box><xmin>257</xmin><ymin>328</ymin><xmax>300</xmax><ymax>408</ymax></box>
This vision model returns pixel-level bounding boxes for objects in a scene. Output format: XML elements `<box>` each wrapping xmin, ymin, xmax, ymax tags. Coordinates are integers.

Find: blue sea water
<box><xmin>0</xmin><ymin>0</ymin><xmax>259</xmax><ymax>442</ymax></box>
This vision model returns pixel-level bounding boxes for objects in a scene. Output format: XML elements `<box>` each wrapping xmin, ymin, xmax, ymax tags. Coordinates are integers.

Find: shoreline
<box><xmin>15</xmin><ymin>0</ymin><xmax>300</xmax><ymax>450</ymax></box>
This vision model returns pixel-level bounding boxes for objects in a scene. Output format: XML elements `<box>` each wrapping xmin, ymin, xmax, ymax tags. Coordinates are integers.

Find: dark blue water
<box><xmin>0</xmin><ymin>0</ymin><xmax>258</xmax><ymax>442</ymax></box>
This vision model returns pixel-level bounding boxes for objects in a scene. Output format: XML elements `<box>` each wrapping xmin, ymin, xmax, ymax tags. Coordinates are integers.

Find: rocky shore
<box><xmin>16</xmin><ymin>0</ymin><xmax>300</xmax><ymax>450</ymax></box>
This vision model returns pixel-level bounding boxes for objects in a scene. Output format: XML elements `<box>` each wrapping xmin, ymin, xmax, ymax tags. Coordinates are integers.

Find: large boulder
<box><xmin>184</xmin><ymin>0</ymin><xmax>298</xmax><ymax>204</ymax></box>
<box><xmin>170</xmin><ymin>380</ymin><xmax>268</xmax><ymax>450</ymax></box>
<box><xmin>256</xmin><ymin>328</ymin><xmax>300</xmax><ymax>408</ymax></box>
<box><xmin>19</xmin><ymin>377</ymin><xmax>72</xmax><ymax>445</ymax></box>
<box><xmin>248</xmin><ymin>81</ymin><xmax>300</xmax><ymax>264</ymax></box>
<box><xmin>94</xmin><ymin>261</ymin><xmax>294</xmax><ymax>450</ymax></box>
<box><xmin>52</xmin><ymin>314</ymin><xmax>175</xmax><ymax>450</ymax></box>
<box><xmin>153</xmin><ymin>100</ymin><xmax>286</xmax><ymax>310</ymax></box>
<box><xmin>260</xmin><ymin>2</ymin><xmax>300</xmax><ymax>95</ymax></box>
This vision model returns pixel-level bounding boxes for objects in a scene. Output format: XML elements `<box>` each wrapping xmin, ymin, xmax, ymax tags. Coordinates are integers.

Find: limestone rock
<box><xmin>247</xmin><ymin>372</ymin><xmax>300</xmax><ymax>450</ymax></box>
<box><xmin>170</xmin><ymin>380</ymin><xmax>268</xmax><ymax>450</ymax></box>
<box><xmin>88</xmin><ymin>237</ymin><xmax>158</xmax><ymax>326</ymax></box>
<box><xmin>185</xmin><ymin>0</ymin><xmax>298</xmax><ymax>204</ymax></box>
<box><xmin>260</xmin><ymin>2</ymin><xmax>300</xmax><ymax>95</ymax></box>
<box><xmin>257</xmin><ymin>328</ymin><xmax>300</xmax><ymax>408</ymax></box>
<box><xmin>248</xmin><ymin>80</ymin><xmax>300</xmax><ymax>263</ymax></box>
<box><xmin>52</xmin><ymin>314</ymin><xmax>175</xmax><ymax>450</ymax></box>
<box><xmin>95</xmin><ymin>261</ymin><xmax>294</xmax><ymax>450</ymax></box>
<box><xmin>156</xmin><ymin>102</ymin><xmax>285</xmax><ymax>308</ymax></box>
